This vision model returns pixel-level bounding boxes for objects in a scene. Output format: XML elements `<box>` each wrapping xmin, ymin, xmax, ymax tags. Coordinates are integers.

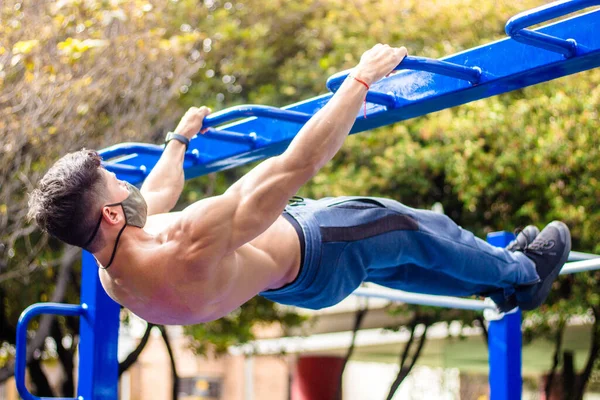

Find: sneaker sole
<box><xmin>518</xmin><ymin>221</ymin><xmax>571</xmax><ymax>310</ymax></box>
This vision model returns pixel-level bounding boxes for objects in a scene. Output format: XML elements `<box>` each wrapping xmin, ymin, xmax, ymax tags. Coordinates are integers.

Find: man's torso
<box><xmin>99</xmin><ymin>208</ymin><xmax>302</xmax><ymax>324</ymax></box>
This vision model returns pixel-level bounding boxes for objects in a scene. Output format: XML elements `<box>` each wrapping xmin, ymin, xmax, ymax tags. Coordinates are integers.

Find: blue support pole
<box><xmin>487</xmin><ymin>232</ymin><xmax>523</xmax><ymax>400</ymax></box>
<box><xmin>77</xmin><ymin>251</ymin><xmax>120</xmax><ymax>399</ymax></box>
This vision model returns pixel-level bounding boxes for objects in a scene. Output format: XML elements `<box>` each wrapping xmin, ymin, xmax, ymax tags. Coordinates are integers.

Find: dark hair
<box><xmin>28</xmin><ymin>149</ymin><xmax>109</xmax><ymax>251</ymax></box>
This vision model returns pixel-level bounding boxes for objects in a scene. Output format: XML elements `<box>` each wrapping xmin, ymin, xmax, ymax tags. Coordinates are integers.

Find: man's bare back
<box><xmin>98</xmin><ymin>207</ymin><xmax>301</xmax><ymax>325</ymax></box>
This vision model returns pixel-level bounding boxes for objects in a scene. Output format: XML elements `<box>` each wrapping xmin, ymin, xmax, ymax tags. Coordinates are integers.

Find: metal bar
<box><xmin>486</xmin><ymin>231</ymin><xmax>523</xmax><ymax>400</ymax></box>
<box><xmin>506</xmin><ymin>0</ymin><xmax>600</xmax><ymax>57</ymax></box>
<box><xmin>202</xmin><ymin>104</ymin><xmax>311</xmax><ymax>128</ymax></box>
<box><xmin>326</xmin><ymin>55</ymin><xmax>482</xmax><ymax>93</ymax></box>
<box><xmin>77</xmin><ymin>251</ymin><xmax>121</xmax><ymax>400</ymax></box>
<box><xmin>102</xmin><ymin>162</ymin><xmax>147</xmax><ymax>177</ymax></box>
<box><xmin>561</xmin><ymin>258</ymin><xmax>600</xmax><ymax>275</ymax></box>
<box><xmin>16</xmin><ymin>303</ymin><xmax>86</xmax><ymax>400</ymax></box>
<box><xmin>489</xmin><ymin>310</ymin><xmax>523</xmax><ymax>400</ymax></box>
<box><xmin>569</xmin><ymin>250</ymin><xmax>600</xmax><ymax>261</ymax></box>
<box><xmin>99</xmin><ymin>143</ymin><xmax>164</xmax><ymax>160</ymax></box>
<box><xmin>352</xmin><ymin>287</ymin><xmax>494</xmax><ymax>311</ymax></box>
<box><xmin>364</xmin><ymin>91</ymin><xmax>397</xmax><ymax>108</ymax></box>
<box><xmin>202</xmin><ymin>128</ymin><xmax>271</xmax><ymax>148</ymax></box>
<box><xmin>399</xmin><ymin>56</ymin><xmax>482</xmax><ymax>83</ymax></box>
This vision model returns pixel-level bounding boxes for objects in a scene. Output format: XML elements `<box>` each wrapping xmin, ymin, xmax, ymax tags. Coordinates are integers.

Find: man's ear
<box><xmin>102</xmin><ymin>205</ymin><xmax>122</xmax><ymax>226</ymax></box>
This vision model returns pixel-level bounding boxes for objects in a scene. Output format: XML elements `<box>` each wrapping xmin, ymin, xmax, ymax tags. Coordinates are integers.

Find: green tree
<box><xmin>2</xmin><ymin>0</ymin><xmax>600</xmax><ymax>397</ymax></box>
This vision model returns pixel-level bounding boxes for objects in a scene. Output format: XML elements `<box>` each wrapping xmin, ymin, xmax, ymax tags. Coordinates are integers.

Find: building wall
<box><xmin>125</xmin><ymin>332</ymin><xmax>291</xmax><ymax>400</ymax></box>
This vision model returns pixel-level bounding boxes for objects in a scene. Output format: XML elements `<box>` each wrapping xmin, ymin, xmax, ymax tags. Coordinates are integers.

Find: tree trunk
<box><xmin>336</xmin><ymin>302</ymin><xmax>368</xmax><ymax>400</ymax></box>
<box><xmin>119</xmin><ymin>322</ymin><xmax>155</xmax><ymax>376</ymax></box>
<box><xmin>545</xmin><ymin>318</ymin><xmax>566</xmax><ymax>400</ymax></box>
<box><xmin>573</xmin><ymin>306</ymin><xmax>600</xmax><ymax>400</ymax></box>
<box><xmin>158</xmin><ymin>325</ymin><xmax>179</xmax><ymax>400</ymax></box>
<box><xmin>29</xmin><ymin>356</ymin><xmax>54</xmax><ymax>397</ymax></box>
<box><xmin>385</xmin><ymin>319</ymin><xmax>429</xmax><ymax>400</ymax></box>
<box><xmin>0</xmin><ymin>288</ymin><xmax>16</xmax><ymax>342</ymax></box>
<box><xmin>476</xmin><ymin>316</ymin><xmax>488</xmax><ymax>348</ymax></box>
<box><xmin>562</xmin><ymin>351</ymin><xmax>575</xmax><ymax>400</ymax></box>
<box><xmin>50</xmin><ymin>319</ymin><xmax>75</xmax><ymax>397</ymax></box>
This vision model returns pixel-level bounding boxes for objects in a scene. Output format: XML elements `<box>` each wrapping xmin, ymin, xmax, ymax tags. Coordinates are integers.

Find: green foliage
<box><xmin>184</xmin><ymin>297</ymin><xmax>306</xmax><ymax>354</ymax></box>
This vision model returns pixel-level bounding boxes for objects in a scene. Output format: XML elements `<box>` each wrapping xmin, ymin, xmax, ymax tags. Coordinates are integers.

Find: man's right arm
<box><xmin>181</xmin><ymin>45</ymin><xmax>407</xmax><ymax>259</ymax></box>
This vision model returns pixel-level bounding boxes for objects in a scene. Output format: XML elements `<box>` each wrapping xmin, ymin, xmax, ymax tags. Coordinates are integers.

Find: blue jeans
<box><xmin>260</xmin><ymin>197</ymin><xmax>539</xmax><ymax>309</ymax></box>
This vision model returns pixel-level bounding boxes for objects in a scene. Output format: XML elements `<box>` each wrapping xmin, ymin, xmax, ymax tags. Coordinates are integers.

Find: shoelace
<box><xmin>526</xmin><ymin>239</ymin><xmax>555</xmax><ymax>255</ymax></box>
<box><xmin>288</xmin><ymin>195</ymin><xmax>305</xmax><ymax>207</ymax></box>
<box><xmin>510</xmin><ymin>227</ymin><xmax>532</xmax><ymax>251</ymax></box>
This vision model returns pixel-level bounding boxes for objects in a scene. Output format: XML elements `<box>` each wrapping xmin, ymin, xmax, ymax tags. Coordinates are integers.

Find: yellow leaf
<box><xmin>0</xmin><ymin>204</ymin><xmax>6</xmax><ymax>214</ymax></box>
<box><xmin>25</xmin><ymin>71</ymin><xmax>34</xmax><ymax>83</ymax></box>
<box><xmin>12</xmin><ymin>40</ymin><xmax>39</xmax><ymax>55</ymax></box>
<box><xmin>48</xmin><ymin>126</ymin><xmax>57</xmax><ymax>135</ymax></box>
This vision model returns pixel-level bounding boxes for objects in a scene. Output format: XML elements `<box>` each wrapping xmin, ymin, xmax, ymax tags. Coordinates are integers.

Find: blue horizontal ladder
<box><xmin>100</xmin><ymin>0</ymin><xmax>600</xmax><ymax>185</ymax></box>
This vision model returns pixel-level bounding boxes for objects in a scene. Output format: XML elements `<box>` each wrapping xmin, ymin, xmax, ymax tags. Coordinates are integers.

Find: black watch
<box><xmin>164</xmin><ymin>132</ymin><xmax>190</xmax><ymax>151</ymax></box>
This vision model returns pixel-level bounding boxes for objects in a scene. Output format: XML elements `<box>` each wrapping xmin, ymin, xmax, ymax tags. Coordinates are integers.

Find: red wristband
<box><xmin>352</xmin><ymin>76</ymin><xmax>370</xmax><ymax>90</ymax></box>
<box><xmin>350</xmin><ymin>75</ymin><xmax>369</xmax><ymax>118</ymax></box>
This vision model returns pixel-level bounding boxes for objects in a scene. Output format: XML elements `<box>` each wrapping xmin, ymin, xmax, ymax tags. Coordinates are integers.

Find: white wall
<box><xmin>343</xmin><ymin>362</ymin><xmax>460</xmax><ymax>400</ymax></box>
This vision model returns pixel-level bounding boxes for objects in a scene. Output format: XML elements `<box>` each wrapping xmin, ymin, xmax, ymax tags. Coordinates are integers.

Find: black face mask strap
<box><xmin>83</xmin><ymin>213</ymin><xmax>103</xmax><ymax>249</ymax></box>
<box><xmin>83</xmin><ymin>202</ymin><xmax>122</xmax><ymax>250</ymax></box>
<box><xmin>100</xmin><ymin>203</ymin><xmax>128</xmax><ymax>270</ymax></box>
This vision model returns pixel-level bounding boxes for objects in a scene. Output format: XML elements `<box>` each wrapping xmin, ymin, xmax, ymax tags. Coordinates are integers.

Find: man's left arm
<box><xmin>140</xmin><ymin>106</ymin><xmax>211</xmax><ymax>215</ymax></box>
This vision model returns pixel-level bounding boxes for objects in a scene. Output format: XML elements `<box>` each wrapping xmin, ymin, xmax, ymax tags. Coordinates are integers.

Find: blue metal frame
<box><xmin>14</xmin><ymin>1</ymin><xmax>600</xmax><ymax>399</ymax></box>
<box><xmin>16</xmin><ymin>304</ymin><xmax>87</xmax><ymax>400</ymax></box>
<box><xmin>506</xmin><ymin>0</ymin><xmax>600</xmax><ymax>57</ymax></box>
<box><xmin>487</xmin><ymin>232</ymin><xmax>523</xmax><ymax>400</ymax></box>
<box><xmin>99</xmin><ymin>2</ymin><xmax>600</xmax><ymax>186</ymax></box>
<box><xmin>77</xmin><ymin>251</ymin><xmax>120</xmax><ymax>400</ymax></box>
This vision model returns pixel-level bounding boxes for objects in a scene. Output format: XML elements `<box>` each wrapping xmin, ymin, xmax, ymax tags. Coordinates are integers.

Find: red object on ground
<box><xmin>291</xmin><ymin>355</ymin><xmax>345</xmax><ymax>400</ymax></box>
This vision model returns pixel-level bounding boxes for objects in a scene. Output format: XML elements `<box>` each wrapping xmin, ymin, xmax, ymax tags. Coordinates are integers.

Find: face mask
<box><xmin>83</xmin><ymin>182</ymin><xmax>148</xmax><ymax>269</ymax></box>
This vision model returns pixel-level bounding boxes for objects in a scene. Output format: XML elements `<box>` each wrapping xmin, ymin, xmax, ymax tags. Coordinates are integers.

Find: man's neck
<box><xmin>93</xmin><ymin>226</ymin><xmax>141</xmax><ymax>270</ymax></box>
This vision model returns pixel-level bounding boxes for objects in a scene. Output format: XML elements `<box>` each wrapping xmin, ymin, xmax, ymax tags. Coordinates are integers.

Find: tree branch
<box><xmin>475</xmin><ymin>316</ymin><xmax>488</xmax><ymax>348</ymax></box>
<box><xmin>574</xmin><ymin>306</ymin><xmax>600</xmax><ymax>400</ymax></box>
<box><xmin>545</xmin><ymin>317</ymin><xmax>566</xmax><ymax>400</ymax></box>
<box><xmin>158</xmin><ymin>325</ymin><xmax>179</xmax><ymax>400</ymax></box>
<box><xmin>385</xmin><ymin>317</ymin><xmax>420</xmax><ymax>400</ymax></box>
<box><xmin>50</xmin><ymin>319</ymin><xmax>75</xmax><ymax>397</ymax></box>
<box><xmin>118</xmin><ymin>322</ymin><xmax>155</xmax><ymax>377</ymax></box>
<box><xmin>336</xmin><ymin>300</ymin><xmax>368</xmax><ymax>400</ymax></box>
<box><xmin>28</xmin><ymin>356</ymin><xmax>54</xmax><ymax>397</ymax></box>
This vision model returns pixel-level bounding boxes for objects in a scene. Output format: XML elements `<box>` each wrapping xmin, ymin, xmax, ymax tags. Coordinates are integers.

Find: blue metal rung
<box><xmin>326</xmin><ymin>55</ymin><xmax>483</xmax><ymax>92</ymax></box>
<box><xmin>202</xmin><ymin>128</ymin><xmax>271</xmax><ymax>148</ymax></box>
<box><xmin>16</xmin><ymin>303</ymin><xmax>87</xmax><ymax>400</ymax></box>
<box><xmin>326</xmin><ymin>56</ymin><xmax>483</xmax><ymax>109</ymax></box>
<box><xmin>202</xmin><ymin>104</ymin><xmax>312</xmax><ymax>127</ymax></box>
<box><xmin>506</xmin><ymin>0</ymin><xmax>600</xmax><ymax>57</ymax></box>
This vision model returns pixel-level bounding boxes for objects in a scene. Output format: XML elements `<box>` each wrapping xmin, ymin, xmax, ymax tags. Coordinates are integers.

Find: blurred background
<box><xmin>1</xmin><ymin>0</ymin><xmax>599</xmax><ymax>399</ymax></box>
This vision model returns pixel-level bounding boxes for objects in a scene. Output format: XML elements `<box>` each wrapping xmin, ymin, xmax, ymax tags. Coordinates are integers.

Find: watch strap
<box><xmin>164</xmin><ymin>132</ymin><xmax>190</xmax><ymax>151</ymax></box>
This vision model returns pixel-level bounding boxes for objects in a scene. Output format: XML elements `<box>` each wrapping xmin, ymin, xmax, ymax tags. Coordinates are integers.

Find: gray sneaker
<box><xmin>489</xmin><ymin>226</ymin><xmax>541</xmax><ymax>312</ymax></box>
<box><xmin>515</xmin><ymin>221</ymin><xmax>571</xmax><ymax>310</ymax></box>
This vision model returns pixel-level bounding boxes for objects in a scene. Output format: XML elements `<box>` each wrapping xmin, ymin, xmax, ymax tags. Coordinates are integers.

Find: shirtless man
<box><xmin>28</xmin><ymin>44</ymin><xmax>571</xmax><ymax>325</ymax></box>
